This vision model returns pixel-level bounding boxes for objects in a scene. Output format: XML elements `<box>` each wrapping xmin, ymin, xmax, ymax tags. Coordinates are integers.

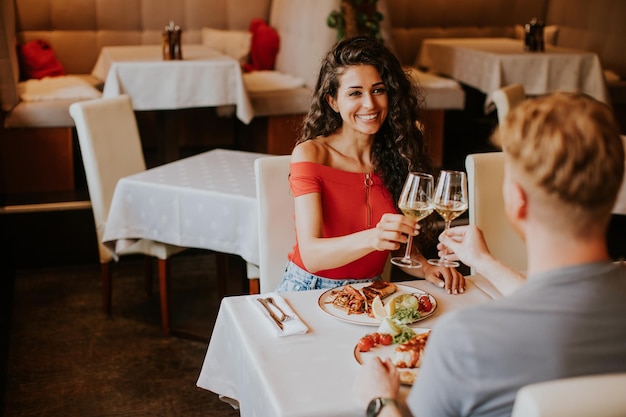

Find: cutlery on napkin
<box><xmin>250</xmin><ymin>292</ymin><xmax>308</xmax><ymax>336</ymax></box>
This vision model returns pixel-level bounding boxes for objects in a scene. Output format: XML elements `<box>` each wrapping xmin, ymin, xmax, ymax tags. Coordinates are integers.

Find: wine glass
<box><xmin>390</xmin><ymin>172</ymin><xmax>434</xmax><ymax>268</ymax></box>
<box><xmin>428</xmin><ymin>170</ymin><xmax>468</xmax><ymax>268</ymax></box>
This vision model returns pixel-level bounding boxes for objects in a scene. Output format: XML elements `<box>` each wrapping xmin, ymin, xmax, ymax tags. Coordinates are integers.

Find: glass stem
<box><xmin>440</xmin><ymin>221</ymin><xmax>452</xmax><ymax>262</ymax></box>
<box><xmin>404</xmin><ymin>235</ymin><xmax>414</xmax><ymax>260</ymax></box>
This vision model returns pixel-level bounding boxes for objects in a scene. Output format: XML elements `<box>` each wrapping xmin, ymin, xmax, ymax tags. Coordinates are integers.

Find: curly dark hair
<box><xmin>298</xmin><ymin>35</ymin><xmax>432</xmax><ymax>204</ymax></box>
<box><xmin>298</xmin><ymin>35</ymin><xmax>436</xmax><ymax>254</ymax></box>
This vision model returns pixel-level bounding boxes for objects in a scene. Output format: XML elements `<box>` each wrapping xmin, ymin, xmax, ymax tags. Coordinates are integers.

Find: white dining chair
<box><xmin>465</xmin><ymin>152</ymin><xmax>527</xmax><ymax>274</ymax></box>
<box><xmin>492</xmin><ymin>83</ymin><xmax>526</xmax><ymax>125</ymax></box>
<box><xmin>69</xmin><ymin>95</ymin><xmax>186</xmax><ymax>336</ymax></box>
<box><xmin>254</xmin><ymin>155</ymin><xmax>294</xmax><ymax>293</ymax></box>
<box><xmin>511</xmin><ymin>373</ymin><xmax>626</xmax><ymax>417</ymax></box>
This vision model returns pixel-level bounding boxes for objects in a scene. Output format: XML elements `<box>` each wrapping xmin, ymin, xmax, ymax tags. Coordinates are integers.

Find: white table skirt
<box><xmin>418</xmin><ymin>38</ymin><xmax>609</xmax><ymax>110</ymax></box>
<box><xmin>102</xmin><ymin>149</ymin><xmax>269</xmax><ymax>266</ymax></box>
<box><xmin>91</xmin><ymin>45</ymin><xmax>253</xmax><ymax>123</ymax></box>
<box><xmin>197</xmin><ymin>275</ymin><xmax>502</xmax><ymax>417</ymax></box>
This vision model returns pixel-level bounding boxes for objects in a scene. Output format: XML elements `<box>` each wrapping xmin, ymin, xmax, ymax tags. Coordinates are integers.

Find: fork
<box><xmin>265</xmin><ymin>297</ymin><xmax>294</xmax><ymax>321</ymax></box>
<box><xmin>257</xmin><ymin>298</ymin><xmax>284</xmax><ymax>330</ymax></box>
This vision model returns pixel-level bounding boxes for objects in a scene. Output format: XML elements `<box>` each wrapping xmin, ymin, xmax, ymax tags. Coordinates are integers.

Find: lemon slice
<box><xmin>377</xmin><ymin>317</ymin><xmax>401</xmax><ymax>336</ymax></box>
<box><xmin>371</xmin><ymin>295</ymin><xmax>388</xmax><ymax>320</ymax></box>
<box><xmin>385</xmin><ymin>295</ymin><xmax>397</xmax><ymax>316</ymax></box>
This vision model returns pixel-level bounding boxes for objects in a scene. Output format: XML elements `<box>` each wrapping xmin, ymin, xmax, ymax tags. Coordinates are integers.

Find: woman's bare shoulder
<box><xmin>291</xmin><ymin>139</ymin><xmax>329</xmax><ymax>164</ymax></box>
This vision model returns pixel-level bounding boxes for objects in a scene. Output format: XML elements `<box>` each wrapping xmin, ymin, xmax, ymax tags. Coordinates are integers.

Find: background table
<box><xmin>418</xmin><ymin>38</ymin><xmax>609</xmax><ymax>110</ymax></box>
<box><xmin>91</xmin><ymin>45</ymin><xmax>254</xmax><ymax>162</ymax></box>
<box><xmin>91</xmin><ymin>44</ymin><xmax>253</xmax><ymax>122</ymax></box>
<box><xmin>197</xmin><ymin>276</ymin><xmax>503</xmax><ymax>417</ymax></box>
<box><xmin>102</xmin><ymin>149</ymin><xmax>268</xmax><ymax>268</ymax></box>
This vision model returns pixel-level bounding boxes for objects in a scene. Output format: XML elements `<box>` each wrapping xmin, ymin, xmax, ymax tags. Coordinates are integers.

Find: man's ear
<box><xmin>510</xmin><ymin>181</ymin><xmax>528</xmax><ymax>222</ymax></box>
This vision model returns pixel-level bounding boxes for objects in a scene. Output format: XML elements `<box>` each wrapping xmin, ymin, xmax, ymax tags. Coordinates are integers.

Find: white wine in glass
<box><xmin>390</xmin><ymin>172</ymin><xmax>434</xmax><ymax>268</ymax></box>
<box><xmin>428</xmin><ymin>170</ymin><xmax>468</xmax><ymax>268</ymax></box>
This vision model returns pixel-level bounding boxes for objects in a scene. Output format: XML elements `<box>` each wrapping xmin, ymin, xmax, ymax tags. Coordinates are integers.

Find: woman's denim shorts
<box><xmin>275</xmin><ymin>261</ymin><xmax>381</xmax><ymax>292</ymax></box>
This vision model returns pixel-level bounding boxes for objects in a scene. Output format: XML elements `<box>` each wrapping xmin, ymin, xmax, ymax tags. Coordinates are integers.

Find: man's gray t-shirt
<box><xmin>408</xmin><ymin>262</ymin><xmax>626</xmax><ymax>417</ymax></box>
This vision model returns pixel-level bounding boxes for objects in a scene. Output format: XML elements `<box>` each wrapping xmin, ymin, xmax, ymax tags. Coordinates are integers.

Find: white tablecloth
<box><xmin>91</xmin><ymin>45</ymin><xmax>253</xmax><ymax>123</ymax></box>
<box><xmin>418</xmin><ymin>38</ymin><xmax>609</xmax><ymax>110</ymax></box>
<box><xmin>197</xmin><ymin>276</ymin><xmax>502</xmax><ymax>417</ymax></box>
<box><xmin>102</xmin><ymin>149</ymin><xmax>269</xmax><ymax>265</ymax></box>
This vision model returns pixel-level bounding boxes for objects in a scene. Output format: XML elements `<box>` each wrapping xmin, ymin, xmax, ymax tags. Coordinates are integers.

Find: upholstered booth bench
<box><xmin>1</xmin><ymin>0</ymin><xmax>624</xmax><ymax>196</ymax></box>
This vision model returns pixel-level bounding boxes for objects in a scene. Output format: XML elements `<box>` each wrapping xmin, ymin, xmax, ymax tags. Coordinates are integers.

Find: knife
<box><xmin>257</xmin><ymin>298</ymin><xmax>284</xmax><ymax>330</ymax></box>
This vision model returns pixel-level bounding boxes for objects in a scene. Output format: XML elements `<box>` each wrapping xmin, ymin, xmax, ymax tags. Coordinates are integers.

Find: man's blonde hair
<box><xmin>492</xmin><ymin>93</ymin><xmax>624</xmax><ymax>235</ymax></box>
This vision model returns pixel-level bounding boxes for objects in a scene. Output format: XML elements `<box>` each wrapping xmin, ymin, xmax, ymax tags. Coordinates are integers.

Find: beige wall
<box><xmin>13</xmin><ymin>0</ymin><xmax>272</xmax><ymax>74</ymax></box>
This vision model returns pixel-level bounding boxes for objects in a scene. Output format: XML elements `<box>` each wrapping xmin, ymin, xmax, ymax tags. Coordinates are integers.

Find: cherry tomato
<box><xmin>379</xmin><ymin>333</ymin><xmax>393</xmax><ymax>345</ymax></box>
<box><xmin>371</xmin><ymin>332</ymin><xmax>381</xmax><ymax>344</ymax></box>
<box><xmin>418</xmin><ymin>295</ymin><xmax>433</xmax><ymax>312</ymax></box>
<box><xmin>358</xmin><ymin>336</ymin><xmax>374</xmax><ymax>352</ymax></box>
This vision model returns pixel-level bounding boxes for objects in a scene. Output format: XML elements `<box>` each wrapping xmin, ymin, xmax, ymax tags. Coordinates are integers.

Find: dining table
<box><xmin>197</xmin><ymin>275</ymin><xmax>504</xmax><ymax>417</ymax></box>
<box><xmin>91</xmin><ymin>44</ymin><xmax>254</xmax><ymax>162</ymax></box>
<box><xmin>101</xmin><ymin>148</ymin><xmax>268</xmax><ymax>274</ymax></box>
<box><xmin>417</xmin><ymin>37</ymin><xmax>609</xmax><ymax>111</ymax></box>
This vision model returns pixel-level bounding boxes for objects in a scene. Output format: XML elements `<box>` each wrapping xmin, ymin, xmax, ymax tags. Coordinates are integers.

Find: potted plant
<box><xmin>327</xmin><ymin>0</ymin><xmax>384</xmax><ymax>41</ymax></box>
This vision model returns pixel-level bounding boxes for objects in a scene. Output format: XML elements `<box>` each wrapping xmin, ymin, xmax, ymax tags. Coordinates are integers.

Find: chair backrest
<box><xmin>511</xmin><ymin>373</ymin><xmax>626</xmax><ymax>417</ymax></box>
<box><xmin>465</xmin><ymin>152</ymin><xmax>527</xmax><ymax>274</ymax></box>
<box><xmin>69</xmin><ymin>95</ymin><xmax>146</xmax><ymax>262</ymax></box>
<box><xmin>255</xmin><ymin>155</ymin><xmax>294</xmax><ymax>293</ymax></box>
<box><xmin>492</xmin><ymin>83</ymin><xmax>525</xmax><ymax>125</ymax></box>
<box><xmin>613</xmin><ymin>135</ymin><xmax>626</xmax><ymax>215</ymax></box>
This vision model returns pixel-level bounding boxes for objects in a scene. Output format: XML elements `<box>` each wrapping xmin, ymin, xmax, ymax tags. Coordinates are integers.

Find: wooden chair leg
<box><xmin>144</xmin><ymin>256</ymin><xmax>153</xmax><ymax>296</ymax></box>
<box><xmin>157</xmin><ymin>258</ymin><xmax>170</xmax><ymax>336</ymax></box>
<box><xmin>248</xmin><ymin>278</ymin><xmax>260</xmax><ymax>295</ymax></box>
<box><xmin>101</xmin><ymin>262</ymin><xmax>112</xmax><ymax>315</ymax></box>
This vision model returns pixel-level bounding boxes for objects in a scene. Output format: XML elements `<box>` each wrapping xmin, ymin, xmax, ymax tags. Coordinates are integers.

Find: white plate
<box><xmin>353</xmin><ymin>327</ymin><xmax>431</xmax><ymax>386</ymax></box>
<box><xmin>317</xmin><ymin>283</ymin><xmax>437</xmax><ymax>326</ymax></box>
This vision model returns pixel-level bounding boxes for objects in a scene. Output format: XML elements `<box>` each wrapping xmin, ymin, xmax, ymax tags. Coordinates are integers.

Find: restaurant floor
<box><xmin>1</xmin><ymin>248</ymin><xmax>247</xmax><ymax>417</ymax></box>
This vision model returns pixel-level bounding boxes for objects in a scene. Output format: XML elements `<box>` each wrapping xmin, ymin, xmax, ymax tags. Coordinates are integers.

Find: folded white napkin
<box><xmin>250</xmin><ymin>292</ymin><xmax>308</xmax><ymax>337</ymax></box>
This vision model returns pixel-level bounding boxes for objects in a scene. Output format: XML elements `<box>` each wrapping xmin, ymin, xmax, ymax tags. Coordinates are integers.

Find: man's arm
<box><xmin>438</xmin><ymin>225</ymin><xmax>525</xmax><ymax>296</ymax></box>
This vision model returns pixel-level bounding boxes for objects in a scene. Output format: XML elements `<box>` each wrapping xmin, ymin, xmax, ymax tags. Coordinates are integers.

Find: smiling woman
<box><xmin>273</xmin><ymin>36</ymin><xmax>466</xmax><ymax>294</ymax></box>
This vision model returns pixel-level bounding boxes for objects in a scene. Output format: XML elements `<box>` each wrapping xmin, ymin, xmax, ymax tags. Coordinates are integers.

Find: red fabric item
<box><xmin>18</xmin><ymin>40</ymin><xmax>65</xmax><ymax>80</ymax></box>
<box><xmin>288</xmin><ymin>162</ymin><xmax>397</xmax><ymax>280</ymax></box>
<box><xmin>243</xmin><ymin>18</ymin><xmax>280</xmax><ymax>72</ymax></box>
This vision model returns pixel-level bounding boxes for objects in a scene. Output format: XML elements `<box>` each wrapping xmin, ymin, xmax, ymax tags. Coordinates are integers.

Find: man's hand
<box><xmin>353</xmin><ymin>357</ymin><xmax>401</xmax><ymax>409</ymax></box>
<box><xmin>438</xmin><ymin>225</ymin><xmax>525</xmax><ymax>295</ymax></box>
<box><xmin>436</xmin><ymin>225</ymin><xmax>492</xmax><ymax>269</ymax></box>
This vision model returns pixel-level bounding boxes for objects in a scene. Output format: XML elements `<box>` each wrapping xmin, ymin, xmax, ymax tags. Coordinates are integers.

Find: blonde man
<box><xmin>355</xmin><ymin>93</ymin><xmax>626</xmax><ymax>417</ymax></box>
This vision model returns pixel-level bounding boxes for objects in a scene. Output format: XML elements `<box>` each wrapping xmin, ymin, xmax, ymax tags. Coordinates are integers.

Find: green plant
<box><xmin>327</xmin><ymin>0</ymin><xmax>384</xmax><ymax>41</ymax></box>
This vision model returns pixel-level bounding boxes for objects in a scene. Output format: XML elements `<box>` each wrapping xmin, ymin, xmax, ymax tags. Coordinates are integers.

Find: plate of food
<box><xmin>354</xmin><ymin>327</ymin><xmax>431</xmax><ymax>385</ymax></box>
<box><xmin>317</xmin><ymin>281</ymin><xmax>437</xmax><ymax>326</ymax></box>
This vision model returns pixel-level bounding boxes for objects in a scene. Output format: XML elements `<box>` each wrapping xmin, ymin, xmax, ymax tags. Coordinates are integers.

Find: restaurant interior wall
<box><xmin>1</xmin><ymin>0</ymin><xmax>626</xmax><ymax>267</ymax></box>
<box><xmin>0</xmin><ymin>0</ymin><xmax>273</xmax><ymax>196</ymax></box>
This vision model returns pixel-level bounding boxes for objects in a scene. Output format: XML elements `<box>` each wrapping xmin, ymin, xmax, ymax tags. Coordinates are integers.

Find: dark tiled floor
<box><xmin>2</xmin><ymin>250</ymin><xmax>246</xmax><ymax>417</ymax></box>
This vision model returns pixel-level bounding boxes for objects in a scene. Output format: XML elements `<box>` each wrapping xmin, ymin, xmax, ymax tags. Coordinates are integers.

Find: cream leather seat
<box><xmin>492</xmin><ymin>83</ymin><xmax>526</xmax><ymax>125</ymax></box>
<box><xmin>69</xmin><ymin>95</ymin><xmax>186</xmax><ymax>335</ymax></box>
<box><xmin>511</xmin><ymin>373</ymin><xmax>626</xmax><ymax>417</ymax></box>
<box><xmin>465</xmin><ymin>152</ymin><xmax>527</xmax><ymax>274</ymax></box>
<box><xmin>254</xmin><ymin>155</ymin><xmax>294</xmax><ymax>293</ymax></box>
